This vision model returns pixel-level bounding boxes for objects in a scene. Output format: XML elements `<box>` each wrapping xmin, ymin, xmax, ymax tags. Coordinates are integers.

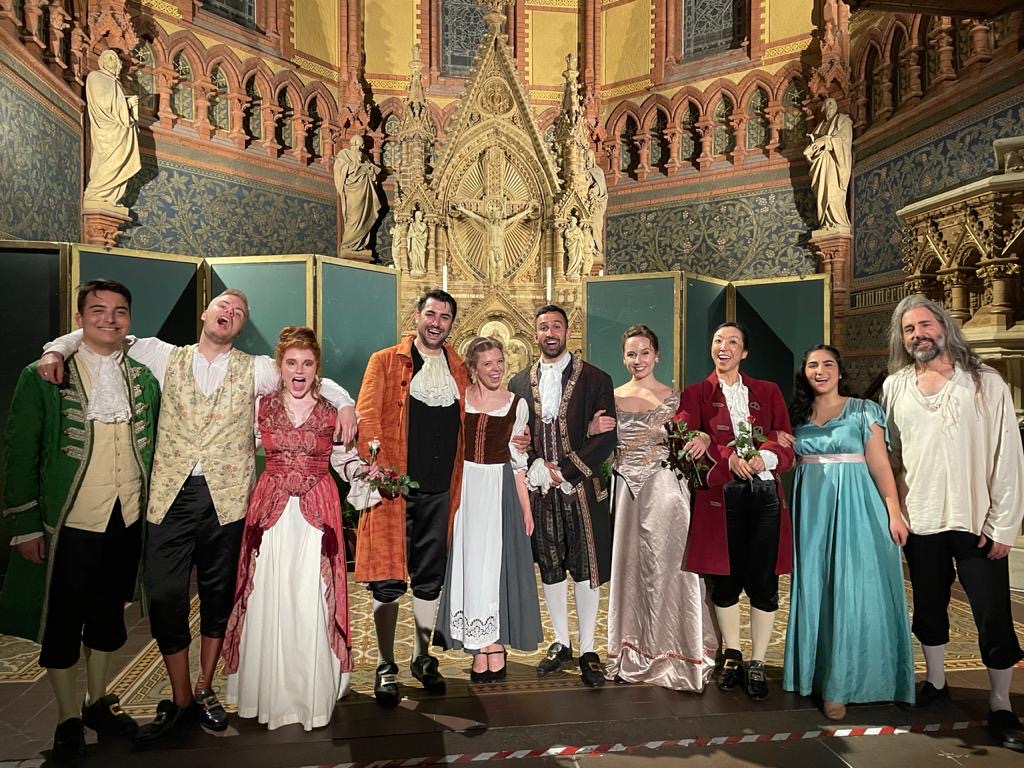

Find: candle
<box><xmin>598</xmin><ymin>269</ymin><xmax>604</xmax><ymax>276</ymax></box>
<box><xmin>546</xmin><ymin>266</ymin><xmax>552</xmax><ymax>301</ymax></box>
<box><xmin>442</xmin><ymin>264</ymin><xmax>448</xmax><ymax>291</ymax></box>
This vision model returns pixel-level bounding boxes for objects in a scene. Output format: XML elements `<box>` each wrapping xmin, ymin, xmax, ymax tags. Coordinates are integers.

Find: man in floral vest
<box><xmin>1</xmin><ymin>280</ymin><xmax>159</xmax><ymax>762</ymax></box>
<box><xmin>36</xmin><ymin>289</ymin><xmax>357</xmax><ymax>745</ymax></box>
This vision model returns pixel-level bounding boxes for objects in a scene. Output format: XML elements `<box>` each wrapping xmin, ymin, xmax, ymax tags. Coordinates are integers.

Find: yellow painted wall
<box><xmin>529</xmin><ymin>10</ymin><xmax>578</xmax><ymax>86</ymax></box>
<box><xmin>293</xmin><ymin>0</ymin><xmax>339</xmax><ymax>66</ymax></box>
<box><xmin>766</xmin><ymin>0</ymin><xmax>815</xmax><ymax>43</ymax></box>
<box><xmin>602</xmin><ymin>0</ymin><xmax>652</xmax><ymax>85</ymax></box>
<box><xmin>364</xmin><ymin>0</ymin><xmax>417</xmax><ymax>75</ymax></box>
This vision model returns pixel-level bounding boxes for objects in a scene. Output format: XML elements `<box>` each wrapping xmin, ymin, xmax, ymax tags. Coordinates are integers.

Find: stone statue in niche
<box><xmin>334</xmin><ymin>134</ymin><xmax>382</xmax><ymax>251</ymax></box>
<box><xmin>407</xmin><ymin>208</ymin><xmax>428</xmax><ymax>274</ymax></box>
<box><xmin>563</xmin><ymin>212</ymin><xmax>587</xmax><ymax>277</ymax></box>
<box><xmin>585</xmin><ymin>149</ymin><xmax>608</xmax><ymax>256</ymax></box>
<box><xmin>83</xmin><ymin>49</ymin><xmax>141</xmax><ymax>215</ymax></box>
<box><xmin>804</xmin><ymin>97</ymin><xmax>853</xmax><ymax>232</ymax></box>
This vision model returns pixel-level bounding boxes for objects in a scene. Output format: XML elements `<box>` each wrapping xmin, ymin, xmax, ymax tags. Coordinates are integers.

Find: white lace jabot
<box><xmin>539</xmin><ymin>352</ymin><xmax>571</xmax><ymax>423</ymax></box>
<box><xmin>409</xmin><ymin>348</ymin><xmax>460</xmax><ymax>407</ymax></box>
<box><xmin>79</xmin><ymin>344</ymin><xmax>131</xmax><ymax>423</ymax></box>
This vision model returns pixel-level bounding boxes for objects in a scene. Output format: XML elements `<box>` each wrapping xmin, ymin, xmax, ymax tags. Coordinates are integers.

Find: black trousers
<box><xmin>40</xmin><ymin>506</ymin><xmax>141</xmax><ymax>669</ymax></box>
<box><xmin>145</xmin><ymin>477</ymin><xmax>245</xmax><ymax>655</ymax></box>
<box><xmin>369</xmin><ymin>488</ymin><xmax>450</xmax><ymax>603</ymax></box>
<box><xmin>708</xmin><ymin>479</ymin><xmax>782</xmax><ymax>613</ymax></box>
<box><xmin>903</xmin><ymin>530</ymin><xmax>1023</xmax><ymax>670</ymax></box>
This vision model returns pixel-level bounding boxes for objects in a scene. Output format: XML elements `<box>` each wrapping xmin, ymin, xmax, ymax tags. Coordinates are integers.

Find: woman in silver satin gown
<box><xmin>593</xmin><ymin>325</ymin><xmax>718</xmax><ymax>691</ymax></box>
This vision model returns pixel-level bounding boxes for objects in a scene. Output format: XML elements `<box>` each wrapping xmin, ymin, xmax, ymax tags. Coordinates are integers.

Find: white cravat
<box><xmin>409</xmin><ymin>347</ymin><xmax>460</xmax><ymax>407</ymax></box>
<box><xmin>78</xmin><ymin>344</ymin><xmax>131</xmax><ymax>423</ymax></box>
<box><xmin>719</xmin><ymin>378</ymin><xmax>777</xmax><ymax>481</ymax></box>
<box><xmin>539</xmin><ymin>352</ymin><xmax>571</xmax><ymax>423</ymax></box>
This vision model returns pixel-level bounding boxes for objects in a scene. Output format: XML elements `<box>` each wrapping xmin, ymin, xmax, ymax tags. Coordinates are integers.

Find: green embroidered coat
<box><xmin>0</xmin><ymin>355</ymin><xmax>159</xmax><ymax>642</ymax></box>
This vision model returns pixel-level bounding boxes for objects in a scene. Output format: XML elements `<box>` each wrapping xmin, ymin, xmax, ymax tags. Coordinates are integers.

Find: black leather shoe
<box><xmin>375</xmin><ymin>660</ymin><xmax>401</xmax><ymax>707</ymax></box>
<box><xmin>914</xmin><ymin>680</ymin><xmax>951</xmax><ymax>708</ymax></box>
<box><xmin>411</xmin><ymin>654</ymin><xmax>447</xmax><ymax>694</ymax></box>
<box><xmin>82</xmin><ymin>693</ymin><xmax>138</xmax><ymax>740</ymax></box>
<box><xmin>578</xmin><ymin>652</ymin><xmax>606</xmax><ymax>688</ymax></box>
<box><xmin>745</xmin><ymin>660</ymin><xmax>769</xmax><ymax>701</ymax></box>
<box><xmin>537</xmin><ymin>642</ymin><xmax>572</xmax><ymax>676</ymax></box>
<box><xmin>134</xmin><ymin>699</ymin><xmax>194</xmax><ymax>748</ymax></box>
<box><xmin>988</xmin><ymin>710</ymin><xmax>1024</xmax><ymax>752</ymax></box>
<box><xmin>193</xmin><ymin>688</ymin><xmax>228</xmax><ymax>731</ymax></box>
<box><xmin>52</xmin><ymin>717</ymin><xmax>85</xmax><ymax>763</ymax></box>
<box><xmin>470</xmin><ymin>654</ymin><xmax>492</xmax><ymax>684</ymax></box>
<box><xmin>717</xmin><ymin>648</ymin><xmax>744</xmax><ymax>692</ymax></box>
<box><xmin>486</xmin><ymin>648</ymin><xmax>507</xmax><ymax>683</ymax></box>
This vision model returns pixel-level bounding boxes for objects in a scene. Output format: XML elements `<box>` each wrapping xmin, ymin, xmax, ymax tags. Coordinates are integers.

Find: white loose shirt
<box><xmin>719</xmin><ymin>378</ymin><xmax>778</xmax><ymax>481</ymax></box>
<box><xmin>883</xmin><ymin>364</ymin><xmax>1024</xmax><ymax>546</ymax></box>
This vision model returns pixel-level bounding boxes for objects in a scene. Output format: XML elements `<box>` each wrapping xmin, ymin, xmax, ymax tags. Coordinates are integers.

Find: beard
<box><xmin>908</xmin><ymin>333</ymin><xmax>945</xmax><ymax>363</ymax></box>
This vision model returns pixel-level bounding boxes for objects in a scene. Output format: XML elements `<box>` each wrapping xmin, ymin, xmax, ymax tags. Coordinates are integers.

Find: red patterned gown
<box><xmin>223</xmin><ymin>395</ymin><xmax>356</xmax><ymax>730</ymax></box>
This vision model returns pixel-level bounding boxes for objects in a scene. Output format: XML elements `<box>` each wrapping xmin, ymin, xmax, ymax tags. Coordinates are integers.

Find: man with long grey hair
<box><xmin>882</xmin><ymin>294</ymin><xmax>1024</xmax><ymax>752</ymax></box>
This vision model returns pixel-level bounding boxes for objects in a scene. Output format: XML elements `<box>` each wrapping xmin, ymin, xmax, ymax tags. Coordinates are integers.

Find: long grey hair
<box><xmin>887</xmin><ymin>294</ymin><xmax>985</xmax><ymax>388</ymax></box>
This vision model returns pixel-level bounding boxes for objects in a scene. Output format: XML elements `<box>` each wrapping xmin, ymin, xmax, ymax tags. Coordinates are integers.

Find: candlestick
<box><xmin>442</xmin><ymin>264</ymin><xmax>448</xmax><ymax>291</ymax></box>
<box><xmin>546</xmin><ymin>266</ymin><xmax>552</xmax><ymax>301</ymax></box>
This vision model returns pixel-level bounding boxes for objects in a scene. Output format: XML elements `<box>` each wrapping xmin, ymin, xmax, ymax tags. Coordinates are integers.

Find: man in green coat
<box><xmin>0</xmin><ymin>279</ymin><xmax>159</xmax><ymax>762</ymax></box>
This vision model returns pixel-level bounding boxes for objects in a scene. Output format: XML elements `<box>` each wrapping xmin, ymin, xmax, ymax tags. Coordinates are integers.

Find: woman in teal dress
<box><xmin>781</xmin><ymin>345</ymin><xmax>914</xmax><ymax>720</ymax></box>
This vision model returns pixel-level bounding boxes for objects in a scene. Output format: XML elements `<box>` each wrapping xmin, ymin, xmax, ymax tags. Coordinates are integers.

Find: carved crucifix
<box><xmin>450</xmin><ymin>146</ymin><xmax>537</xmax><ymax>283</ymax></box>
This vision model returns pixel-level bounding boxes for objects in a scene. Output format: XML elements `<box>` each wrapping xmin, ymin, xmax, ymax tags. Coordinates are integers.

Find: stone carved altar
<box><xmin>389</xmin><ymin>0</ymin><xmax>604</xmax><ymax>360</ymax></box>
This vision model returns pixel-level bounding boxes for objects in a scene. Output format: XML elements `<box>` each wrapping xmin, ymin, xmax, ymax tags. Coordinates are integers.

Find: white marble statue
<box><xmin>564</xmin><ymin>213</ymin><xmax>586</xmax><ymax>277</ymax></box>
<box><xmin>804</xmin><ymin>97</ymin><xmax>853</xmax><ymax>232</ymax></box>
<box><xmin>407</xmin><ymin>208</ymin><xmax>428</xmax><ymax>274</ymax></box>
<box><xmin>334</xmin><ymin>135</ymin><xmax>382</xmax><ymax>250</ymax></box>
<box><xmin>586</xmin><ymin>149</ymin><xmax>608</xmax><ymax>256</ymax></box>
<box><xmin>83</xmin><ymin>49</ymin><xmax>141</xmax><ymax>214</ymax></box>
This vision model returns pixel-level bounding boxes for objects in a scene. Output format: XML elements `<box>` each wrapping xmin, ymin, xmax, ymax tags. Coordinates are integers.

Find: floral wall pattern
<box><xmin>605</xmin><ymin>185</ymin><xmax>818</xmax><ymax>279</ymax></box>
<box><xmin>0</xmin><ymin>71</ymin><xmax>81</xmax><ymax>242</ymax></box>
<box><xmin>120</xmin><ymin>157</ymin><xmax>336</xmax><ymax>257</ymax></box>
<box><xmin>852</xmin><ymin>88</ymin><xmax>1024</xmax><ymax>279</ymax></box>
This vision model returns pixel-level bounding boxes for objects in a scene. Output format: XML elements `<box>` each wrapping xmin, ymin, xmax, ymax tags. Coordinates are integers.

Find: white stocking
<box><xmin>83</xmin><ymin>647</ymin><xmax>112</xmax><ymax>705</ymax></box>
<box><xmin>46</xmin><ymin>665</ymin><xmax>79</xmax><ymax>724</ymax></box>
<box><xmin>922</xmin><ymin>643</ymin><xmax>946</xmax><ymax>688</ymax></box>
<box><xmin>542</xmin><ymin>580</ymin><xmax>570</xmax><ymax>647</ymax></box>
<box><xmin>411</xmin><ymin>596</ymin><xmax>438</xmax><ymax>660</ymax></box>
<box><xmin>750</xmin><ymin>608</ymin><xmax>776</xmax><ymax>662</ymax></box>
<box><xmin>715</xmin><ymin>603</ymin><xmax>742</xmax><ymax>652</ymax></box>
<box><xmin>573</xmin><ymin>580</ymin><xmax>601</xmax><ymax>654</ymax></box>
<box><xmin>373</xmin><ymin>598</ymin><xmax>399</xmax><ymax>666</ymax></box>
<box><xmin>988</xmin><ymin>666</ymin><xmax>1014</xmax><ymax>712</ymax></box>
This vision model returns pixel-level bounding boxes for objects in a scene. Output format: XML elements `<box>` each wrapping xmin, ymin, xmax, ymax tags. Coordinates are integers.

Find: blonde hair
<box><xmin>465</xmin><ymin>335</ymin><xmax>504</xmax><ymax>375</ymax></box>
<box><xmin>214</xmin><ymin>288</ymin><xmax>250</xmax><ymax>315</ymax></box>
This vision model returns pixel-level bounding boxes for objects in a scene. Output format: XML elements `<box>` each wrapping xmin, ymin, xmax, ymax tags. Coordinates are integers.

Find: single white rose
<box><xmin>368</xmin><ymin>438</ymin><xmax>381</xmax><ymax>454</ymax></box>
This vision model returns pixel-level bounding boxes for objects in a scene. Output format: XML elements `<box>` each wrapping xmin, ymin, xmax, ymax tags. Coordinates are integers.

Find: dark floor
<box><xmin>2</xmin><ymin>584</ymin><xmax>1023</xmax><ymax>768</ymax></box>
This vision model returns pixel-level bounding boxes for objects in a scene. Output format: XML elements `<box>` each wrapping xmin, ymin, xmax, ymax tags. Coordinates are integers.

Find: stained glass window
<box><xmin>648</xmin><ymin>111</ymin><xmax>669</xmax><ymax>172</ymax></box>
<box><xmin>204</xmin><ymin>0</ymin><xmax>256</xmax><ymax>27</ymax></box>
<box><xmin>276</xmin><ymin>90</ymin><xmax>293</xmax><ymax>150</ymax></box>
<box><xmin>992</xmin><ymin>13</ymin><xmax>1012</xmax><ymax>49</ymax></box>
<box><xmin>171</xmin><ymin>53</ymin><xmax>194</xmax><ymax>120</ymax></box>
<box><xmin>543</xmin><ymin>124</ymin><xmax>557</xmax><ymax>159</ymax></box>
<box><xmin>923</xmin><ymin>17</ymin><xmax>938</xmax><ymax>91</ymax></box>
<box><xmin>779</xmin><ymin>81</ymin><xmax>806</xmax><ymax>148</ymax></box>
<box><xmin>208</xmin><ymin>67</ymin><xmax>230</xmax><ymax>131</ymax></box>
<box><xmin>245</xmin><ymin>77</ymin><xmax>263</xmax><ymax>140</ymax></box>
<box><xmin>865</xmin><ymin>48</ymin><xmax>880</xmax><ymax>124</ymax></box>
<box><xmin>132</xmin><ymin>41</ymin><xmax>157</xmax><ymax>112</ymax></box>
<box><xmin>892</xmin><ymin>31</ymin><xmax>907</xmax><ymax>110</ymax></box>
<box><xmin>442</xmin><ymin>0</ymin><xmax>489</xmax><ymax>77</ymax></box>
<box><xmin>306</xmin><ymin>98</ymin><xmax>322</xmax><ymax>159</ymax></box>
<box><xmin>683</xmin><ymin>0</ymin><xmax>746</xmax><ymax>60</ymax></box>
<box><xmin>619</xmin><ymin>117</ymin><xmax>639</xmax><ymax>175</ymax></box>
<box><xmin>711</xmin><ymin>96</ymin><xmax>734</xmax><ymax>155</ymax></box>
<box><xmin>382</xmin><ymin>113</ymin><xmax>401</xmax><ymax>170</ymax></box>
<box><xmin>954</xmin><ymin>20</ymin><xmax>971</xmax><ymax>70</ymax></box>
<box><xmin>678</xmin><ymin>102</ymin><xmax>700</xmax><ymax>166</ymax></box>
<box><xmin>746</xmin><ymin>87</ymin><xmax>769</xmax><ymax>149</ymax></box>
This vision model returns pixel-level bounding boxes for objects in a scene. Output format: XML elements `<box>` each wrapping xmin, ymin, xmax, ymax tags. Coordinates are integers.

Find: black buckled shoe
<box><xmin>987</xmin><ymin>710</ymin><xmax>1024</xmax><ymax>752</ymax></box>
<box><xmin>411</xmin><ymin>654</ymin><xmax>447</xmax><ymax>694</ymax></box>
<box><xmin>134</xmin><ymin>699</ymin><xmax>195</xmax><ymax>748</ymax></box>
<box><xmin>193</xmin><ymin>688</ymin><xmax>228</xmax><ymax>731</ymax></box>
<box><xmin>375</xmin><ymin>661</ymin><xmax>401</xmax><ymax>707</ymax></box>
<box><xmin>537</xmin><ymin>642</ymin><xmax>573</xmax><ymax>676</ymax></box>
<box><xmin>82</xmin><ymin>693</ymin><xmax>138</xmax><ymax>740</ymax></box>
<box><xmin>578</xmin><ymin>651</ymin><xmax>606</xmax><ymax>688</ymax></box>
<box><xmin>745</xmin><ymin>660</ymin><xmax>769</xmax><ymax>701</ymax></box>
<box><xmin>914</xmin><ymin>680</ymin><xmax>951</xmax><ymax>708</ymax></box>
<box><xmin>52</xmin><ymin>717</ymin><xmax>86</xmax><ymax>764</ymax></box>
<box><xmin>717</xmin><ymin>648</ymin><xmax>744</xmax><ymax>692</ymax></box>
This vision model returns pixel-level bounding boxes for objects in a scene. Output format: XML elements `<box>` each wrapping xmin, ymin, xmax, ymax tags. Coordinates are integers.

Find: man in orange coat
<box><xmin>355</xmin><ymin>289</ymin><xmax>469</xmax><ymax>707</ymax></box>
<box><xmin>679</xmin><ymin>322</ymin><xmax>794</xmax><ymax>703</ymax></box>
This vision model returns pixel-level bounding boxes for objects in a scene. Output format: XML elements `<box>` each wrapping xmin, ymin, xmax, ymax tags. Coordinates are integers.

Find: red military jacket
<box><xmin>678</xmin><ymin>371</ymin><xmax>795</xmax><ymax>576</ymax></box>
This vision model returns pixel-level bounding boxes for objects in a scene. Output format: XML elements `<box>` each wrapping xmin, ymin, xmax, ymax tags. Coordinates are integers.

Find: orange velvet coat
<box><xmin>353</xmin><ymin>335</ymin><xmax>469</xmax><ymax>583</ymax></box>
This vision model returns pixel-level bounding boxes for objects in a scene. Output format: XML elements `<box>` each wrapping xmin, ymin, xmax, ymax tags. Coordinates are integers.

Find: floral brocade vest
<box><xmin>147</xmin><ymin>345</ymin><xmax>255</xmax><ymax>526</ymax></box>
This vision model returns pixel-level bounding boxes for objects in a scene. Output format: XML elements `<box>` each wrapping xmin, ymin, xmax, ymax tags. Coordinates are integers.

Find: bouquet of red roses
<box><xmin>359</xmin><ymin>439</ymin><xmax>419</xmax><ymax>499</ymax></box>
<box><xmin>662</xmin><ymin>417</ymin><xmax>710</xmax><ymax>489</ymax></box>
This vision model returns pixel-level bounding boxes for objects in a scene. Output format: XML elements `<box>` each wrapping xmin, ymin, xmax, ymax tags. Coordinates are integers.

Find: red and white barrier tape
<box><xmin>306</xmin><ymin>719</ymin><xmax>987</xmax><ymax>768</ymax></box>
